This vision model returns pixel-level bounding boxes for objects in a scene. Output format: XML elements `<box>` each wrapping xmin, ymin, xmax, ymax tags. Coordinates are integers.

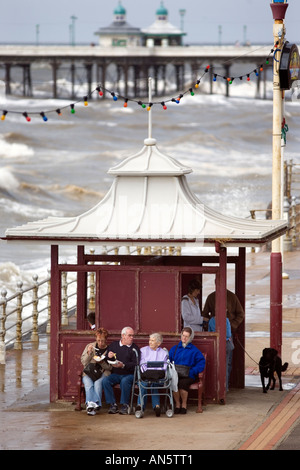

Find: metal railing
<box><xmin>0</xmin><ymin>245</ymin><xmax>181</xmax><ymax>363</ymax></box>
<box><xmin>0</xmin><ymin>271</ymin><xmax>78</xmax><ymax>364</ymax></box>
<box><xmin>249</xmin><ymin>159</ymin><xmax>300</xmax><ymax>249</ymax></box>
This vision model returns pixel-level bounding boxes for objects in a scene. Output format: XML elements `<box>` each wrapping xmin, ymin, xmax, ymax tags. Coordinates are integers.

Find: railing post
<box><xmin>88</xmin><ymin>249</ymin><xmax>95</xmax><ymax>311</ymax></box>
<box><xmin>46</xmin><ymin>270</ymin><xmax>51</xmax><ymax>334</ymax></box>
<box><xmin>31</xmin><ymin>274</ymin><xmax>39</xmax><ymax>342</ymax></box>
<box><xmin>283</xmin><ymin>195</ymin><xmax>292</xmax><ymax>252</ymax></box>
<box><xmin>291</xmin><ymin>196</ymin><xmax>297</xmax><ymax>247</ymax></box>
<box><xmin>0</xmin><ymin>288</ymin><xmax>7</xmax><ymax>364</ymax></box>
<box><xmin>14</xmin><ymin>281</ymin><xmax>23</xmax><ymax>350</ymax></box>
<box><xmin>61</xmin><ymin>271</ymin><xmax>68</xmax><ymax>326</ymax></box>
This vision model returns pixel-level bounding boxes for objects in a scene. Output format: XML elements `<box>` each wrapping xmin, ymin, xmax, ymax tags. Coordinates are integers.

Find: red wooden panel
<box><xmin>59</xmin><ymin>335</ymin><xmax>92</xmax><ymax>399</ymax></box>
<box><xmin>139</xmin><ymin>271</ymin><xmax>177</xmax><ymax>333</ymax></box>
<box><xmin>98</xmin><ymin>270</ymin><xmax>137</xmax><ymax>332</ymax></box>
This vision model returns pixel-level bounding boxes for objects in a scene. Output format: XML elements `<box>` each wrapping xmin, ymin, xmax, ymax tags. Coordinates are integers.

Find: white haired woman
<box><xmin>136</xmin><ymin>333</ymin><xmax>168</xmax><ymax>417</ymax></box>
<box><xmin>169</xmin><ymin>327</ymin><xmax>205</xmax><ymax>414</ymax></box>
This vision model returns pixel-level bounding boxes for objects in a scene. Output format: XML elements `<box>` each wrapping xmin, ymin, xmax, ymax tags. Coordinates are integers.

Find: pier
<box><xmin>0</xmin><ymin>44</ymin><xmax>275</xmax><ymax>99</ymax></box>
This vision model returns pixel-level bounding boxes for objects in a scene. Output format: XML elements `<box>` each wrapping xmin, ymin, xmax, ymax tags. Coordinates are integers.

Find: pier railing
<box><xmin>0</xmin><ymin>246</ymin><xmax>178</xmax><ymax>363</ymax></box>
<box><xmin>250</xmin><ymin>160</ymin><xmax>300</xmax><ymax>249</ymax></box>
<box><xmin>0</xmin><ymin>270</ymin><xmax>78</xmax><ymax>363</ymax></box>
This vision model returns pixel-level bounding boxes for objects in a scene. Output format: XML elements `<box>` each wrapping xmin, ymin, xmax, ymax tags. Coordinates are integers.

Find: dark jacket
<box><xmin>107</xmin><ymin>341</ymin><xmax>140</xmax><ymax>375</ymax></box>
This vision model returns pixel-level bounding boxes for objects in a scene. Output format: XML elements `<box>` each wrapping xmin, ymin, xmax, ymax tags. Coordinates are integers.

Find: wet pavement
<box><xmin>0</xmin><ymin>249</ymin><xmax>300</xmax><ymax>452</ymax></box>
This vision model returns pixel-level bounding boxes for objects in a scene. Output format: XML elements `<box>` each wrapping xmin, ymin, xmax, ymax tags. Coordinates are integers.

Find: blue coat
<box><xmin>169</xmin><ymin>342</ymin><xmax>206</xmax><ymax>380</ymax></box>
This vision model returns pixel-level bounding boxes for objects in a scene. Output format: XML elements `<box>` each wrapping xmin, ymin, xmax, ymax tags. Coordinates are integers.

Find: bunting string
<box><xmin>1</xmin><ymin>42</ymin><xmax>279</xmax><ymax>122</ymax></box>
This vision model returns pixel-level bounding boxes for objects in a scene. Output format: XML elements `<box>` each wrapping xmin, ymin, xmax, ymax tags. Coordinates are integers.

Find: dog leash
<box><xmin>235</xmin><ymin>335</ymin><xmax>261</xmax><ymax>367</ymax></box>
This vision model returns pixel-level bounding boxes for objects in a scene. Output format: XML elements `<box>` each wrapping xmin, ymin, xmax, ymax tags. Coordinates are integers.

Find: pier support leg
<box><xmin>5</xmin><ymin>63</ymin><xmax>11</xmax><ymax>95</ymax></box>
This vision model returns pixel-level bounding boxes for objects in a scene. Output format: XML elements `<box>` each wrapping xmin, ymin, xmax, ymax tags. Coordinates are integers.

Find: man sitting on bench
<box><xmin>102</xmin><ymin>326</ymin><xmax>140</xmax><ymax>415</ymax></box>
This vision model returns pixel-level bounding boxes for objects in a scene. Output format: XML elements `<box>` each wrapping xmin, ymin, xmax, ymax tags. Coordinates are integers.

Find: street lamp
<box><xmin>70</xmin><ymin>15</ymin><xmax>77</xmax><ymax>46</ymax></box>
<box><xmin>179</xmin><ymin>9</ymin><xmax>186</xmax><ymax>31</ymax></box>
<box><xmin>218</xmin><ymin>25</ymin><xmax>222</xmax><ymax>46</ymax></box>
<box><xmin>36</xmin><ymin>24</ymin><xmax>40</xmax><ymax>46</ymax></box>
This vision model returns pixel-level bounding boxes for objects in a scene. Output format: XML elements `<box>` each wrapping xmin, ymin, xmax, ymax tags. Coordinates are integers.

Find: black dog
<box><xmin>259</xmin><ymin>348</ymin><xmax>288</xmax><ymax>393</ymax></box>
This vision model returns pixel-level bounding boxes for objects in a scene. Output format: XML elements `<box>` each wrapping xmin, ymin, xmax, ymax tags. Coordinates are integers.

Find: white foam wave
<box><xmin>0</xmin><ymin>262</ymin><xmax>22</xmax><ymax>289</ymax></box>
<box><xmin>0</xmin><ymin>197</ymin><xmax>63</xmax><ymax>218</ymax></box>
<box><xmin>0</xmin><ymin>167</ymin><xmax>19</xmax><ymax>191</ymax></box>
<box><xmin>0</xmin><ymin>135</ymin><xmax>34</xmax><ymax>158</ymax></box>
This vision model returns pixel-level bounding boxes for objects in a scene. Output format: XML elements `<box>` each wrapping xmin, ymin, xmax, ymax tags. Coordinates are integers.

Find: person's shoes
<box><xmin>94</xmin><ymin>405</ymin><xmax>101</xmax><ymax>413</ymax></box>
<box><xmin>86</xmin><ymin>401</ymin><xmax>97</xmax><ymax>416</ymax></box>
<box><xmin>108</xmin><ymin>403</ymin><xmax>119</xmax><ymax>414</ymax></box>
<box><xmin>180</xmin><ymin>407</ymin><xmax>187</xmax><ymax>414</ymax></box>
<box><xmin>174</xmin><ymin>407</ymin><xmax>181</xmax><ymax>414</ymax></box>
<box><xmin>119</xmin><ymin>404</ymin><xmax>129</xmax><ymax>415</ymax></box>
<box><xmin>154</xmin><ymin>405</ymin><xmax>161</xmax><ymax>417</ymax></box>
<box><xmin>135</xmin><ymin>405</ymin><xmax>142</xmax><ymax>412</ymax></box>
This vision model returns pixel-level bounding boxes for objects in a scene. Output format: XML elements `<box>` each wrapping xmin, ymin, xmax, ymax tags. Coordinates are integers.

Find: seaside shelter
<box><xmin>2</xmin><ymin>128</ymin><xmax>287</xmax><ymax>406</ymax></box>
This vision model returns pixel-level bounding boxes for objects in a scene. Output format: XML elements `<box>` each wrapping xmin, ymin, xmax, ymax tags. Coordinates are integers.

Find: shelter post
<box><xmin>270</xmin><ymin>252</ymin><xmax>283</xmax><ymax>353</ymax></box>
<box><xmin>76</xmin><ymin>245</ymin><xmax>87</xmax><ymax>330</ymax></box>
<box><xmin>50</xmin><ymin>245</ymin><xmax>60</xmax><ymax>402</ymax></box>
<box><xmin>231</xmin><ymin>247</ymin><xmax>246</xmax><ymax>388</ymax></box>
<box><xmin>215</xmin><ymin>243</ymin><xmax>227</xmax><ymax>403</ymax></box>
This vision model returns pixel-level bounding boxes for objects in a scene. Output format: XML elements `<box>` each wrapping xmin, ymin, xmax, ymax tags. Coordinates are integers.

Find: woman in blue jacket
<box><xmin>169</xmin><ymin>327</ymin><xmax>205</xmax><ymax>414</ymax></box>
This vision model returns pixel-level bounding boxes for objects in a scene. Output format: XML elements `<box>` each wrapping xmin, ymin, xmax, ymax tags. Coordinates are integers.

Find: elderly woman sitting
<box><xmin>136</xmin><ymin>333</ymin><xmax>168</xmax><ymax>417</ymax></box>
<box><xmin>169</xmin><ymin>327</ymin><xmax>205</xmax><ymax>414</ymax></box>
<box><xmin>81</xmin><ymin>327</ymin><xmax>112</xmax><ymax>415</ymax></box>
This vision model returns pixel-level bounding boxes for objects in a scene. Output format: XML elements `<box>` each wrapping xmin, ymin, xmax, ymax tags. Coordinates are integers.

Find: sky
<box><xmin>0</xmin><ymin>0</ymin><xmax>299</xmax><ymax>46</ymax></box>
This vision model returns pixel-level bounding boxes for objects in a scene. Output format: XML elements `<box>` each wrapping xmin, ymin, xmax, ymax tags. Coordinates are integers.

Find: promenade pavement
<box><xmin>0</xmin><ymin>249</ymin><xmax>299</xmax><ymax>452</ymax></box>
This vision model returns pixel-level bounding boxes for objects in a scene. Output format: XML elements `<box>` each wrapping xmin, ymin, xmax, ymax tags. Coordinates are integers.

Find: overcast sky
<box><xmin>0</xmin><ymin>0</ymin><xmax>299</xmax><ymax>45</ymax></box>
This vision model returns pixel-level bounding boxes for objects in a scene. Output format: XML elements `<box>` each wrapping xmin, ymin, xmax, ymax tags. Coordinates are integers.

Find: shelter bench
<box><xmin>75</xmin><ymin>354</ymin><xmax>206</xmax><ymax>413</ymax></box>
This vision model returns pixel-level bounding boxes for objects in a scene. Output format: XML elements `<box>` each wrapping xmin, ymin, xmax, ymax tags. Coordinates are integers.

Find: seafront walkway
<box><xmin>0</xmin><ymin>249</ymin><xmax>299</xmax><ymax>451</ymax></box>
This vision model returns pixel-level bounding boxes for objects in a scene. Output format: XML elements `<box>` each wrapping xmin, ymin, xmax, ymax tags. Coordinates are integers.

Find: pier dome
<box><xmin>114</xmin><ymin>1</ymin><xmax>126</xmax><ymax>16</ymax></box>
<box><xmin>94</xmin><ymin>2</ymin><xmax>142</xmax><ymax>47</ymax></box>
<box><xmin>156</xmin><ymin>2</ymin><xmax>168</xmax><ymax>18</ymax></box>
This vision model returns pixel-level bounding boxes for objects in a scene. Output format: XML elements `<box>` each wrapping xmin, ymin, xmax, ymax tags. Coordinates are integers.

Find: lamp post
<box><xmin>270</xmin><ymin>0</ymin><xmax>289</xmax><ymax>356</ymax></box>
<box><xmin>70</xmin><ymin>15</ymin><xmax>77</xmax><ymax>46</ymax></box>
<box><xmin>179</xmin><ymin>9</ymin><xmax>186</xmax><ymax>31</ymax></box>
<box><xmin>36</xmin><ymin>24</ymin><xmax>40</xmax><ymax>46</ymax></box>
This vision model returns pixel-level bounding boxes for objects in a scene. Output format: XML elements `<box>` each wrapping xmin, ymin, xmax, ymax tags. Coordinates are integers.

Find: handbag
<box><xmin>173</xmin><ymin>343</ymin><xmax>190</xmax><ymax>378</ymax></box>
<box><xmin>175</xmin><ymin>364</ymin><xmax>190</xmax><ymax>378</ymax></box>
<box><xmin>141</xmin><ymin>370</ymin><xmax>165</xmax><ymax>381</ymax></box>
<box><xmin>169</xmin><ymin>362</ymin><xmax>178</xmax><ymax>392</ymax></box>
<box><xmin>83</xmin><ymin>362</ymin><xmax>103</xmax><ymax>381</ymax></box>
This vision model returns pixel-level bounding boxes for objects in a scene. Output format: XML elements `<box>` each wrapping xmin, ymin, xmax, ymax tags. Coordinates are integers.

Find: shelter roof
<box><xmin>3</xmin><ymin>136</ymin><xmax>287</xmax><ymax>248</ymax></box>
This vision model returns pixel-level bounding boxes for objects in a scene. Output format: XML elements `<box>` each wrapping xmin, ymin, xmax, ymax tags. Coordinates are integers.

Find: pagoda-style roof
<box><xmin>3</xmin><ymin>136</ymin><xmax>287</xmax><ymax>248</ymax></box>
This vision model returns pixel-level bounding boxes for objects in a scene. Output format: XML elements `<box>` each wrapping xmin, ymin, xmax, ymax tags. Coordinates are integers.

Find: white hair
<box><xmin>121</xmin><ymin>326</ymin><xmax>133</xmax><ymax>335</ymax></box>
<box><xmin>150</xmin><ymin>332</ymin><xmax>163</xmax><ymax>344</ymax></box>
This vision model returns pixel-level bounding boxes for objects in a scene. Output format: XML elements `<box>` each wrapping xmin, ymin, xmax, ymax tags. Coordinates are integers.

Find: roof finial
<box><xmin>148</xmin><ymin>77</ymin><xmax>152</xmax><ymax>139</ymax></box>
<box><xmin>144</xmin><ymin>77</ymin><xmax>156</xmax><ymax>146</ymax></box>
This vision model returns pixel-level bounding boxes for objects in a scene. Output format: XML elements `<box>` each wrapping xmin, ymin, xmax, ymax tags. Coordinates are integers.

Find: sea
<box><xmin>0</xmin><ymin>74</ymin><xmax>300</xmax><ymax>299</ymax></box>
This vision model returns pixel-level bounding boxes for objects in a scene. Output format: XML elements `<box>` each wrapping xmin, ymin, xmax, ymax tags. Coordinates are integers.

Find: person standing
<box><xmin>203</xmin><ymin>287</ymin><xmax>244</xmax><ymax>389</ymax></box>
<box><xmin>202</xmin><ymin>288</ymin><xmax>245</xmax><ymax>333</ymax></box>
<box><xmin>208</xmin><ymin>316</ymin><xmax>234</xmax><ymax>391</ymax></box>
<box><xmin>181</xmin><ymin>279</ymin><xmax>204</xmax><ymax>332</ymax></box>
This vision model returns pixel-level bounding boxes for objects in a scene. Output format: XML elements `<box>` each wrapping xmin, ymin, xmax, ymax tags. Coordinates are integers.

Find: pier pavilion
<box><xmin>2</xmin><ymin>94</ymin><xmax>287</xmax><ymax>405</ymax></box>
